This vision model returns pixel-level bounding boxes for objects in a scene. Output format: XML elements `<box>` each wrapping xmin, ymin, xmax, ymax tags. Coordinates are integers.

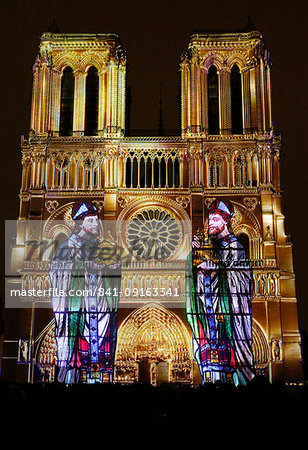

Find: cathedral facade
<box><xmin>2</xmin><ymin>27</ymin><xmax>303</xmax><ymax>385</ymax></box>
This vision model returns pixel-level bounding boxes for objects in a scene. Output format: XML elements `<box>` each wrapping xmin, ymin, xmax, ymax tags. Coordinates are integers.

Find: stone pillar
<box><xmin>73</xmin><ymin>69</ymin><xmax>86</xmax><ymax>135</ymax></box>
<box><xmin>242</xmin><ymin>68</ymin><xmax>252</xmax><ymax>134</ymax></box>
<box><xmin>180</xmin><ymin>62</ymin><xmax>190</xmax><ymax>136</ymax></box>
<box><xmin>219</xmin><ymin>69</ymin><xmax>231</xmax><ymax>134</ymax></box>
<box><xmin>98</xmin><ymin>70</ymin><xmax>106</xmax><ymax>135</ymax></box>
<box><xmin>260</xmin><ymin>57</ymin><xmax>267</xmax><ymax>132</ymax></box>
<box><xmin>119</xmin><ymin>64</ymin><xmax>126</xmax><ymax>132</ymax></box>
<box><xmin>50</xmin><ymin>68</ymin><xmax>61</xmax><ymax>134</ymax></box>
<box><xmin>201</xmin><ymin>69</ymin><xmax>208</xmax><ymax>134</ymax></box>
<box><xmin>30</xmin><ymin>59</ymin><xmax>40</xmax><ymax>132</ymax></box>
<box><xmin>266</xmin><ymin>63</ymin><xmax>273</xmax><ymax>131</ymax></box>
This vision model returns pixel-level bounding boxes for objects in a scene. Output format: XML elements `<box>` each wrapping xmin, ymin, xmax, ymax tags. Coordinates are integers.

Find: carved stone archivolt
<box><xmin>252</xmin><ymin>320</ymin><xmax>270</xmax><ymax>373</ymax></box>
<box><xmin>232</xmin><ymin>201</ymin><xmax>261</xmax><ymax>237</ymax></box>
<box><xmin>117</xmin><ymin>195</ymin><xmax>191</xmax><ymax>225</ymax></box>
<box><xmin>35</xmin><ymin>321</ymin><xmax>57</xmax><ymax>383</ymax></box>
<box><xmin>229</xmin><ymin>207</ymin><xmax>242</xmax><ymax>228</ymax></box>
<box><xmin>34</xmin><ymin>313</ymin><xmax>270</xmax><ymax>384</ymax></box>
<box><xmin>51</xmin><ymin>45</ymin><xmax>120</xmax><ymax>74</ymax></box>
<box><xmin>198</xmin><ymin>49</ymin><xmax>252</xmax><ymax>73</ymax></box>
<box><xmin>199</xmin><ymin>51</ymin><xmax>225</xmax><ymax>72</ymax></box>
<box><xmin>114</xmin><ymin>304</ymin><xmax>193</xmax><ymax>385</ymax></box>
<box><xmin>226</xmin><ymin>50</ymin><xmax>252</xmax><ymax>71</ymax></box>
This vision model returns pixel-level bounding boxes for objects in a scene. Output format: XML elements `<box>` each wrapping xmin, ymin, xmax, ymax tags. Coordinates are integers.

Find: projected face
<box><xmin>208</xmin><ymin>213</ymin><xmax>228</xmax><ymax>236</ymax></box>
<box><xmin>80</xmin><ymin>215</ymin><xmax>99</xmax><ymax>237</ymax></box>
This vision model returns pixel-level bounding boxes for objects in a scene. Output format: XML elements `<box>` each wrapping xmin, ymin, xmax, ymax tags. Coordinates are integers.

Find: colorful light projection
<box><xmin>50</xmin><ymin>202</ymin><xmax>121</xmax><ymax>384</ymax></box>
<box><xmin>186</xmin><ymin>200</ymin><xmax>255</xmax><ymax>385</ymax></box>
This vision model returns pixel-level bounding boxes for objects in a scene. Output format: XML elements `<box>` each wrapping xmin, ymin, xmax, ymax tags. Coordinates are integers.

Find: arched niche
<box><xmin>114</xmin><ymin>303</ymin><xmax>193</xmax><ymax>385</ymax></box>
<box><xmin>84</xmin><ymin>66</ymin><xmax>99</xmax><ymax>136</ymax></box>
<box><xmin>59</xmin><ymin>66</ymin><xmax>75</xmax><ymax>137</ymax></box>
<box><xmin>34</xmin><ymin>314</ymin><xmax>270</xmax><ymax>384</ymax></box>
<box><xmin>230</xmin><ymin>65</ymin><xmax>243</xmax><ymax>134</ymax></box>
<box><xmin>207</xmin><ymin>65</ymin><xmax>219</xmax><ymax>135</ymax></box>
<box><xmin>237</xmin><ymin>230</ymin><xmax>250</xmax><ymax>258</ymax></box>
<box><xmin>251</xmin><ymin>319</ymin><xmax>270</xmax><ymax>376</ymax></box>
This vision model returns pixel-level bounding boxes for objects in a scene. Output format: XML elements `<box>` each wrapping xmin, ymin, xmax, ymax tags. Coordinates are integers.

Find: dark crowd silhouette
<box><xmin>1</xmin><ymin>376</ymin><xmax>307</xmax><ymax>444</ymax></box>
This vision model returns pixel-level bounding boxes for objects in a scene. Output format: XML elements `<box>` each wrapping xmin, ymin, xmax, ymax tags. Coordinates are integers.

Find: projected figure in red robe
<box><xmin>186</xmin><ymin>200</ymin><xmax>255</xmax><ymax>385</ymax></box>
<box><xmin>50</xmin><ymin>202</ymin><xmax>121</xmax><ymax>384</ymax></box>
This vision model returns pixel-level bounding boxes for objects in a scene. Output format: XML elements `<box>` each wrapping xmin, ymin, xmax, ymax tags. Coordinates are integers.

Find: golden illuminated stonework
<box><xmin>2</xmin><ymin>28</ymin><xmax>303</xmax><ymax>385</ymax></box>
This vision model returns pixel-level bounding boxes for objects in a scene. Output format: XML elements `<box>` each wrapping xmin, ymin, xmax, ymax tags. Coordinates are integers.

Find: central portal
<box><xmin>114</xmin><ymin>304</ymin><xmax>193</xmax><ymax>385</ymax></box>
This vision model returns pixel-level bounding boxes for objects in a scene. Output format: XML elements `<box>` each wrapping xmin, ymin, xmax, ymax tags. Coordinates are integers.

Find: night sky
<box><xmin>0</xmin><ymin>0</ymin><xmax>307</xmax><ymax>333</ymax></box>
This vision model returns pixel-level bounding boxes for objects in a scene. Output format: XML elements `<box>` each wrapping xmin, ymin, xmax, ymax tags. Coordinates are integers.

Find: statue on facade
<box><xmin>186</xmin><ymin>200</ymin><xmax>255</xmax><ymax>385</ymax></box>
<box><xmin>49</xmin><ymin>202</ymin><xmax>121</xmax><ymax>384</ymax></box>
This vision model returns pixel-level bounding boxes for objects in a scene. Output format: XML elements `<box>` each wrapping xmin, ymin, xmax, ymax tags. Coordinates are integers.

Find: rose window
<box><xmin>126</xmin><ymin>209</ymin><xmax>181</xmax><ymax>259</ymax></box>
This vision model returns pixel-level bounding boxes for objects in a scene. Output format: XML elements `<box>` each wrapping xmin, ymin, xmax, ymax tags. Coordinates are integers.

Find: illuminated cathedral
<box><xmin>2</xmin><ymin>25</ymin><xmax>303</xmax><ymax>385</ymax></box>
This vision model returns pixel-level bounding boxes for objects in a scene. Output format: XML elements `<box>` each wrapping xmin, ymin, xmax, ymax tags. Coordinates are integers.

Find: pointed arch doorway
<box><xmin>34</xmin><ymin>311</ymin><xmax>270</xmax><ymax>384</ymax></box>
<box><xmin>114</xmin><ymin>303</ymin><xmax>193</xmax><ymax>385</ymax></box>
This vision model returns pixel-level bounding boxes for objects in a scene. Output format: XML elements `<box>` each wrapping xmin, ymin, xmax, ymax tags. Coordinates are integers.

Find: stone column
<box><xmin>50</xmin><ymin>68</ymin><xmax>61</xmax><ymax>134</ymax></box>
<box><xmin>219</xmin><ymin>69</ymin><xmax>231</xmax><ymax>135</ymax></box>
<box><xmin>201</xmin><ymin>69</ymin><xmax>208</xmax><ymax>134</ymax></box>
<box><xmin>266</xmin><ymin>64</ymin><xmax>273</xmax><ymax>131</ymax></box>
<box><xmin>98</xmin><ymin>70</ymin><xmax>106</xmax><ymax>135</ymax></box>
<box><xmin>73</xmin><ymin>69</ymin><xmax>86</xmax><ymax>135</ymax></box>
<box><xmin>30</xmin><ymin>59</ymin><xmax>40</xmax><ymax>132</ymax></box>
<box><xmin>260</xmin><ymin>57</ymin><xmax>267</xmax><ymax>132</ymax></box>
<box><xmin>119</xmin><ymin>64</ymin><xmax>126</xmax><ymax>132</ymax></box>
<box><xmin>181</xmin><ymin>62</ymin><xmax>191</xmax><ymax>135</ymax></box>
<box><xmin>242</xmin><ymin>68</ymin><xmax>252</xmax><ymax>134</ymax></box>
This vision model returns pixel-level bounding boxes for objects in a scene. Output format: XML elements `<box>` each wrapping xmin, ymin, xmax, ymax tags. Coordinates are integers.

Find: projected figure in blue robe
<box><xmin>186</xmin><ymin>200</ymin><xmax>255</xmax><ymax>385</ymax></box>
<box><xmin>50</xmin><ymin>202</ymin><xmax>121</xmax><ymax>384</ymax></box>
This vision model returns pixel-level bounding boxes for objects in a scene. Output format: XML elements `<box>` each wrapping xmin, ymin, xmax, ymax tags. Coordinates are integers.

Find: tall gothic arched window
<box><xmin>209</xmin><ymin>157</ymin><xmax>222</xmax><ymax>187</ymax></box>
<box><xmin>146</xmin><ymin>158</ymin><xmax>152</xmax><ymax>188</ymax></box>
<box><xmin>125</xmin><ymin>157</ymin><xmax>131</xmax><ymax>187</ymax></box>
<box><xmin>237</xmin><ymin>232</ymin><xmax>250</xmax><ymax>259</ymax></box>
<box><xmin>84</xmin><ymin>66</ymin><xmax>99</xmax><ymax>136</ymax></box>
<box><xmin>132</xmin><ymin>157</ymin><xmax>138</xmax><ymax>188</ymax></box>
<box><xmin>231</xmin><ymin>65</ymin><xmax>243</xmax><ymax>134</ymax></box>
<box><xmin>216</xmin><ymin>164</ymin><xmax>221</xmax><ymax>187</ymax></box>
<box><xmin>59</xmin><ymin>67</ymin><xmax>74</xmax><ymax>136</ymax></box>
<box><xmin>209</xmin><ymin>158</ymin><xmax>215</xmax><ymax>187</ymax></box>
<box><xmin>207</xmin><ymin>66</ymin><xmax>219</xmax><ymax>135</ymax></box>
<box><xmin>125</xmin><ymin>155</ymin><xmax>179</xmax><ymax>189</ymax></box>
<box><xmin>160</xmin><ymin>158</ymin><xmax>166</xmax><ymax>187</ymax></box>
<box><xmin>234</xmin><ymin>156</ymin><xmax>244</xmax><ymax>186</ymax></box>
<box><xmin>168</xmin><ymin>157</ymin><xmax>173</xmax><ymax>188</ymax></box>
<box><xmin>139</xmin><ymin>157</ymin><xmax>146</xmax><ymax>188</ymax></box>
<box><xmin>153</xmin><ymin>158</ymin><xmax>159</xmax><ymax>188</ymax></box>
